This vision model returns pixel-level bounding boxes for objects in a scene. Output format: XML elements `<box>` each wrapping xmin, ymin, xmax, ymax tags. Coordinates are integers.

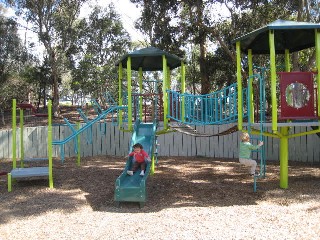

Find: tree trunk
<box><xmin>199</xmin><ymin>41</ymin><xmax>210</xmax><ymax>94</ymax></box>
<box><xmin>49</xmin><ymin>50</ymin><xmax>60</xmax><ymax>117</ymax></box>
<box><xmin>0</xmin><ymin>108</ymin><xmax>5</xmax><ymax>125</ymax></box>
<box><xmin>195</xmin><ymin>0</ymin><xmax>210</xmax><ymax>95</ymax></box>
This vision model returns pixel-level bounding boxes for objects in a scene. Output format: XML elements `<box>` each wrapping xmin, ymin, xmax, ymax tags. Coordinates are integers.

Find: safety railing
<box><xmin>167</xmin><ymin>83</ymin><xmax>247</xmax><ymax>125</ymax></box>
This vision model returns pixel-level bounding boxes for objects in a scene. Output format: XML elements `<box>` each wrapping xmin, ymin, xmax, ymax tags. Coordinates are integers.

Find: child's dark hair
<box><xmin>133</xmin><ymin>143</ymin><xmax>143</xmax><ymax>149</ymax></box>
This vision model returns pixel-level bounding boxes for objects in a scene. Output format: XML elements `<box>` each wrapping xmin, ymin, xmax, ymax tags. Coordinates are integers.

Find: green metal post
<box><xmin>248</xmin><ymin>49</ymin><xmax>254</xmax><ymax>123</ymax></box>
<box><xmin>48</xmin><ymin>100</ymin><xmax>53</xmax><ymax>188</ymax></box>
<box><xmin>181</xmin><ymin>61</ymin><xmax>186</xmax><ymax>121</ymax></box>
<box><xmin>315</xmin><ymin>29</ymin><xmax>320</xmax><ymax>116</ymax></box>
<box><xmin>127</xmin><ymin>57</ymin><xmax>132</xmax><ymax>131</ymax></box>
<box><xmin>269</xmin><ymin>30</ymin><xmax>278</xmax><ymax>132</ymax></box>
<box><xmin>12</xmin><ymin>99</ymin><xmax>16</xmax><ymax>169</ymax></box>
<box><xmin>162</xmin><ymin>55</ymin><xmax>168</xmax><ymax>129</ymax></box>
<box><xmin>77</xmin><ymin>122</ymin><xmax>81</xmax><ymax>167</ymax></box>
<box><xmin>285</xmin><ymin>49</ymin><xmax>290</xmax><ymax>72</ymax></box>
<box><xmin>139</xmin><ymin>67</ymin><xmax>143</xmax><ymax>121</ymax></box>
<box><xmin>279</xmin><ymin>126</ymin><xmax>289</xmax><ymax>189</ymax></box>
<box><xmin>236</xmin><ymin>42</ymin><xmax>243</xmax><ymax>130</ymax></box>
<box><xmin>20</xmin><ymin>108</ymin><xmax>24</xmax><ymax>167</ymax></box>
<box><xmin>118</xmin><ymin>63</ymin><xmax>123</xmax><ymax>128</ymax></box>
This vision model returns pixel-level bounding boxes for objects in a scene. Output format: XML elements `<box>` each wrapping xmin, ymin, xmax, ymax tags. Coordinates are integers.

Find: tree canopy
<box><xmin>0</xmin><ymin>0</ymin><xmax>319</xmax><ymax>114</ymax></box>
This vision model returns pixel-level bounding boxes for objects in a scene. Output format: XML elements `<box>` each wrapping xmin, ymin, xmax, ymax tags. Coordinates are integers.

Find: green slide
<box><xmin>114</xmin><ymin>120</ymin><xmax>157</xmax><ymax>207</ymax></box>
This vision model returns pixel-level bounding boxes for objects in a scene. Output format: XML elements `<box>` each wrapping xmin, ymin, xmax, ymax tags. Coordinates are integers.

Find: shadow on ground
<box><xmin>1</xmin><ymin>156</ymin><xmax>320</xmax><ymax>222</ymax></box>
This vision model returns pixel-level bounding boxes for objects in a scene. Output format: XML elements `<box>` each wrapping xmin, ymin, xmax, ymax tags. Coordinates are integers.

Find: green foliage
<box><xmin>131</xmin><ymin>0</ymin><xmax>319</xmax><ymax>95</ymax></box>
<box><xmin>0</xmin><ymin>9</ymin><xmax>33</xmax><ymax>110</ymax></box>
<box><xmin>20</xmin><ymin>58</ymin><xmax>52</xmax><ymax>106</ymax></box>
<box><xmin>0</xmin><ymin>77</ymin><xmax>29</xmax><ymax>110</ymax></box>
<box><xmin>70</xmin><ymin>4</ymin><xmax>131</xmax><ymax>101</ymax></box>
<box><xmin>0</xmin><ymin>15</ymin><xmax>28</xmax><ymax>84</ymax></box>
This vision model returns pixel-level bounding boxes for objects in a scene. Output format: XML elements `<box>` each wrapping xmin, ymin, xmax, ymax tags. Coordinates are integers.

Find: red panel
<box><xmin>278</xmin><ymin>72</ymin><xmax>317</xmax><ymax>120</ymax></box>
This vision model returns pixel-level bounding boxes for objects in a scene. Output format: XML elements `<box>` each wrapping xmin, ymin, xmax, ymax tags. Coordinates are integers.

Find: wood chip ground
<box><xmin>0</xmin><ymin>156</ymin><xmax>320</xmax><ymax>240</ymax></box>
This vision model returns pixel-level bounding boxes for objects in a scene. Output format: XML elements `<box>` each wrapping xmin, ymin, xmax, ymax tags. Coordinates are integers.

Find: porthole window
<box><xmin>285</xmin><ymin>82</ymin><xmax>310</xmax><ymax>109</ymax></box>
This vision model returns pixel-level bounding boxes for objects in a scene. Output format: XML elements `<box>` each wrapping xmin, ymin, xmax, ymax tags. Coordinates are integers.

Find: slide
<box><xmin>114</xmin><ymin>119</ymin><xmax>157</xmax><ymax>207</ymax></box>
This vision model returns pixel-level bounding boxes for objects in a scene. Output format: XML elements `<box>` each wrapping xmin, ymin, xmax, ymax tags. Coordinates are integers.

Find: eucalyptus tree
<box><xmin>21</xmin><ymin>58</ymin><xmax>52</xmax><ymax>108</ymax></box>
<box><xmin>71</xmin><ymin>4</ymin><xmax>131</xmax><ymax>103</ymax></box>
<box><xmin>5</xmin><ymin>0</ymin><xmax>88</xmax><ymax>116</ymax></box>
<box><xmin>131</xmin><ymin>0</ymin><xmax>241</xmax><ymax>94</ymax></box>
<box><xmin>0</xmin><ymin>13</ymin><xmax>28</xmax><ymax>85</ymax></box>
<box><xmin>0</xmin><ymin>9</ymin><xmax>30</xmax><ymax>124</ymax></box>
<box><xmin>131</xmin><ymin>0</ymin><xmax>319</xmax><ymax>93</ymax></box>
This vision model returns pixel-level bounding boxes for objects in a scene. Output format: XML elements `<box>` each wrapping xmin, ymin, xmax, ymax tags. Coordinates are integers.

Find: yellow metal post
<box><xmin>7</xmin><ymin>173</ymin><xmax>12</xmax><ymax>192</ymax></box>
<box><xmin>162</xmin><ymin>55</ymin><xmax>168</xmax><ymax>129</ymax></box>
<box><xmin>269</xmin><ymin>30</ymin><xmax>278</xmax><ymax>132</ymax></box>
<box><xmin>12</xmin><ymin>99</ymin><xmax>16</xmax><ymax>169</ymax></box>
<box><xmin>127</xmin><ymin>57</ymin><xmax>132</xmax><ymax>131</ymax></box>
<box><xmin>236</xmin><ymin>42</ymin><xmax>243</xmax><ymax>130</ymax></box>
<box><xmin>285</xmin><ymin>49</ymin><xmax>290</xmax><ymax>72</ymax></box>
<box><xmin>279</xmin><ymin>126</ymin><xmax>289</xmax><ymax>189</ymax></box>
<box><xmin>151</xmin><ymin>154</ymin><xmax>155</xmax><ymax>175</ymax></box>
<box><xmin>48</xmin><ymin>100</ymin><xmax>53</xmax><ymax>188</ymax></box>
<box><xmin>118</xmin><ymin>63</ymin><xmax>123</xmax><ymax>129</ymax></box>
<box><xmin>248</xmin><ymin>49</ymin><xmax>254</xmax><ymax>123</ymax></box>
<box><xmin>167</xmin><ymin>66</ymin><xmax>171</xmax><ymax>90</ymax></box>
<box><xmin>315</xmin><ymin>29</ymin><xmax>320</xmax><ymax>116</ymax></box>
<box><xmin>20</xmin><ymin>108</ymin><xmax>24</xmax><ymax>168</ymax></box>
<box><xmin>139</xmin><ymin>67</ymin><xmax>143</xmax><ymax>121</ymax></box>
<box><xmin>181</xmin><ymin>61</ymin><xmax>186</xmax><ymax>121</ymax></box>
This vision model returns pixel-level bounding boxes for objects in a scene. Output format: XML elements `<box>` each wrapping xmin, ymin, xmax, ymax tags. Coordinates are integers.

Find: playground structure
<box><xmin>233</xmin><ymin>19</ymin><xmax>320</xmax><ymax>189</ymax></box>
<box><xmin>17</xmin><ymin>102</ymin><xmax>48</xmax><ymax>118</ymax></box>
<box><xmin>115</xmin><ymin>19</ymin><xmax>320</xmax><ymax>194</ymax></box>
<box><xmin>5</xmin><ymin>20</ymin><xmax>320</xmax><ymax>201</ymax></box>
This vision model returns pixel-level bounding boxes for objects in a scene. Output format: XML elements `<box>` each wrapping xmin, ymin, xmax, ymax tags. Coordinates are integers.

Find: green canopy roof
<box><xmin>232</xmin><ymin>19</ymin><xmax>320</xmax><ymax>54</ymax></box>
<box><xmin>116</xmin><ymin>47</ymin><xmax>183</xmax><ymax>71</ymax></box>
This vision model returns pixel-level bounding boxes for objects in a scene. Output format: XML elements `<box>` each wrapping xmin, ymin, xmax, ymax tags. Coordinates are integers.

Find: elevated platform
<box><xmin>8</xmin><ymin>167</ymin><xmax>49</xmax><ymax>192</ymax></box>
<box><xmin>23</xmin><ymin>158</ymin><xmax>48</xmax><ymax>162</ymax></box>
<box><xmin>10</xmin><ymin>167</ymin><xmax>49</xmax><ymax>178</ymax></box>
<box><xmin>17</xmin><ymin>103</ymin><xmax>48</xmax><ymax>117</ymax></box>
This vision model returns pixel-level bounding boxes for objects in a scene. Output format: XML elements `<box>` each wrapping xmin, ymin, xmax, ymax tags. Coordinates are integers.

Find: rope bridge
<box><xmin>169</xmin><ymin>122</ymin><xmax>238</xmax><ymax>137</ymax></box>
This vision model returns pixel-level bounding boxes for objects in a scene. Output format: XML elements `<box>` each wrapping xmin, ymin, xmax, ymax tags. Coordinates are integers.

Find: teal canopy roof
<box><xmin>116</xmin><ymin>47</ymin><xmax>183</xmax><ymax>71</ymax></box>
<box><xmin>232</xmin><ymin>19</ymin><xmax>320</xmax><ymax>54</ymax></box>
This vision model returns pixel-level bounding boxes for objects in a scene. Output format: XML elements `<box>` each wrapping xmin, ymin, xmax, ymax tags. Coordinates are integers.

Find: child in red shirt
<box><xmin>126</xmin><ymin>143</ymin><xmax>151</xmax><ymax>176</ymax></box>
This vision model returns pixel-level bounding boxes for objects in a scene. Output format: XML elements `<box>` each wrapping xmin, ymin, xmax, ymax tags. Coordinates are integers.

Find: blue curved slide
<box><xmin>114</xmin><ymin>120</ymin><xmax>157</xmax><ymax>207</ymax></box>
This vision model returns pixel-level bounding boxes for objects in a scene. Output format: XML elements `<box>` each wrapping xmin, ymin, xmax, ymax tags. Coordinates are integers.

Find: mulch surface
<box><xmin>0</xmin><ymin>156</ymin><xmax>320</xmax><ymax>239</ymax></box>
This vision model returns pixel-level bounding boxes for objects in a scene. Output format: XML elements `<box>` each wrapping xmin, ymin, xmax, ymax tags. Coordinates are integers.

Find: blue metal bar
<box><xmin>53</xmin><ymin>106</ymin><xmax>127</xmax><ymax>162</ymax></box>
<box><xmin>246</xmin><ymin>70</ymin><xmax>267</xmax><ymax>192</ymax></box>
<box><xmin>77</xmin><ymin>108</ymin><xmax>92</xmax><ymax>144</ymax></box>
<box><xmin>91</xmin><ymin>99</ymin><xmax>103</xmax><ymax>115</ymax></box>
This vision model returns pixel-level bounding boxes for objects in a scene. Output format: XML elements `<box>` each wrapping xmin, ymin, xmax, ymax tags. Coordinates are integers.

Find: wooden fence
<box><xmin>0</xmin><ymin>123</ymin><xmax>319</xmax><ymax>164</ymax></box>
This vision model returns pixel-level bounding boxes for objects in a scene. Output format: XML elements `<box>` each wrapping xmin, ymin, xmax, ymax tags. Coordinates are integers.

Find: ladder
<box><xmin>246</xmin><ymin>67</ymin><xmax>267</xmax><ymax>192</ymax></box>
